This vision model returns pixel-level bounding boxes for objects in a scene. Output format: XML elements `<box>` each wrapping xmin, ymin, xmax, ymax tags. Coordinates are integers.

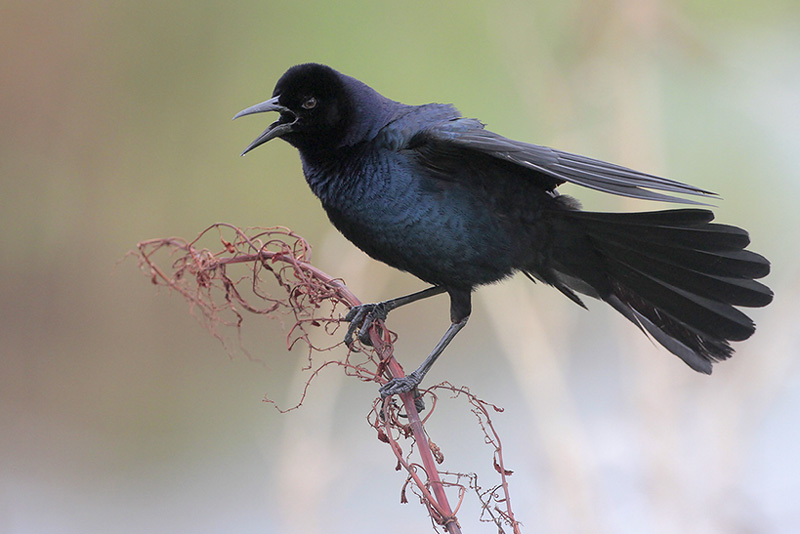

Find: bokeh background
<box><xmin>2</xmin><ymin>1</ymin><xmax>799</xmax><ymax>532</ymax></box>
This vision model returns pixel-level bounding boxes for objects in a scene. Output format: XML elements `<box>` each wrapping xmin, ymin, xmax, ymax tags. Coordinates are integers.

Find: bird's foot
<box><xmin>379</xmin><ymin>371</ymin><xmax>426</xmax><ymax>412</ymax></box>
<box><xmin>343</xmin><ymin>302</ymin><xmax>388</xmax><ymax>348</ymax></box>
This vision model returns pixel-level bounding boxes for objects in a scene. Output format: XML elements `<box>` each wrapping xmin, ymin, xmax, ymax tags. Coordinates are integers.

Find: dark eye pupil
<box><xmin>302</xmin><ymin>97</ymin><xmax>317</xmax><ymax>109</ymax></box>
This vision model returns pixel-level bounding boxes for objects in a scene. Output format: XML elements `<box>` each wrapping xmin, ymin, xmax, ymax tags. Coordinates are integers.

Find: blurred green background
<box><xmin>2</xmin><ymin>1</ymin><xmax>799</xmax><ymax>532</ymax></box>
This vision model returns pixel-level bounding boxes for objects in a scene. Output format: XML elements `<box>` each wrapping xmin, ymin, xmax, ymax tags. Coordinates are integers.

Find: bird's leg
<box><xmin>379</xmin><ymin>315</ymin><xmax>469</xmax><ymax>402</ymax></box>
<box><xmin>343</xmin><ymin>286</ymin><xmax>446</xmax><ymax>347</ymax></box>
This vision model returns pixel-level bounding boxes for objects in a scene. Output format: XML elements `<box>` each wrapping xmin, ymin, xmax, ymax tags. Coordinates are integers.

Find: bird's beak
<box><xmin>233</xmin><ymin>95</ymin><xmax>296</xmax><ymax>156</ymax></box>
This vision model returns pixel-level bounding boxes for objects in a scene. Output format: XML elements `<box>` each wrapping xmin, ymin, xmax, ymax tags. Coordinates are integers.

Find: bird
<box><xmin>234</xmin><ymin>63</ymin><xmax>772</xmax><ymax>402</ymax></box>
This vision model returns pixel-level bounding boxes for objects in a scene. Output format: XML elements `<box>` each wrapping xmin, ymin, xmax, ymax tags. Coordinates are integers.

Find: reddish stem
<box><xmin>140</xmin><ymin>235</ymin><xmax>463</xmax><ymax>533</ymax></box>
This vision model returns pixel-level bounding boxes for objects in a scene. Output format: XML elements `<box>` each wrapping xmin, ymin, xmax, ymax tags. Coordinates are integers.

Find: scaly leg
<box><xmin>379</xmin><ymin>316</ymin><xmax>469</xmax><ymax>398</ymax></box>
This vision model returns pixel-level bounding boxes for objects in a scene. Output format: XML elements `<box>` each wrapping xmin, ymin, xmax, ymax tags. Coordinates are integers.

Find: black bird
<box><xmin>234</xmin><ymin>63</ymin><xmax>772</xmax><ymax>400</ymax></box>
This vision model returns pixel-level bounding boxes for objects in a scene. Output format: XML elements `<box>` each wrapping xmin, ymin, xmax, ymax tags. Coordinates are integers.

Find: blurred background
<box><xmin>2</xmin><ymin>0</ymin><xmax>798</xmax><ymax>532</ymax></box>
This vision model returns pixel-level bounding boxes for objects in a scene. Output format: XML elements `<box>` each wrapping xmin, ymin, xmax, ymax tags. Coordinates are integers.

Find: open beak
<box><xmin>233</xmin><ymin>96</ymin><xmax>295</xmax><ymax>156</ymax></box>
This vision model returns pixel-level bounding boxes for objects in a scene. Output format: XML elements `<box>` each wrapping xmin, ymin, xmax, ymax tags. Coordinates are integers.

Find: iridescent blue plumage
<box><xmin>235</xmin><ymin>63</ymin><xmax>771</xmax><ymax>394</ymax></box>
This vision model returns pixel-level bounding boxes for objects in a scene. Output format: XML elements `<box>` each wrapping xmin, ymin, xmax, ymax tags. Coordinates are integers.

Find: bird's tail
<box><xmin>542</xmin><ymin>208</ymin><xmax>772</xmax><ymax>373</ymax></box>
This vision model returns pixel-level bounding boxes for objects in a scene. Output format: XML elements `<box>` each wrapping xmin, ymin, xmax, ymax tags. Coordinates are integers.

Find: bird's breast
<box><xmin>303</xmin><ymin>150</ymin><xmax>524</xmax><ymax>287</ymax></box>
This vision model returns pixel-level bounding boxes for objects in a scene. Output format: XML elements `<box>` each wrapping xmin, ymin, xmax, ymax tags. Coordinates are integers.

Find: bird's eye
<box><xmin>301</xmin><ymin>97</ymin><xmax>318</xmax><ymax>110</ymax></box>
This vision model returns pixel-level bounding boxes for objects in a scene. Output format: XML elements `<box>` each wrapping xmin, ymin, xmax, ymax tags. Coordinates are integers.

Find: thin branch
<box><xmin>134</xmin><ymin>224</ymin><xmax>524</xmax><ymax>533</ymax></box>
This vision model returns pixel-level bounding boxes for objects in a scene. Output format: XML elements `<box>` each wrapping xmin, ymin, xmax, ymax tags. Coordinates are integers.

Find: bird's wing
<box><xmin>409</xmin><ymin>118</ymin><xmax>717</xmax><ymax>204</ymax></box>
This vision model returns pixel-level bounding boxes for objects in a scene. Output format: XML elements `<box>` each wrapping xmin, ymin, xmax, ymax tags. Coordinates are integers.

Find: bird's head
<box><xmin>234</xmin><ymin>63</ymin><xmax>353</xmax><ymax>155</ymax></box>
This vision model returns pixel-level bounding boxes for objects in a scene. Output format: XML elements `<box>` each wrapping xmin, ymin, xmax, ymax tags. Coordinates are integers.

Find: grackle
<box><xmin>234</xmin><ymin>63</ymin><xmax>772</xmax><ymax>401</ymax></box>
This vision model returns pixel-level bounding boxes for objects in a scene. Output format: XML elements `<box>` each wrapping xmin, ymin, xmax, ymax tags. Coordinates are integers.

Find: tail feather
<box><xmin>548</xmin><ymin>208</ymin><xmax>772</xmax><ymax>373</ymax></box>
<box><xmin>606</xmin><ymin>294</ymin><xmax>724</xmax><ymax>373</ymax></box>
<box><xmin>578</xmin><ymin>213</ymin><xmax>752</xmax><ymax>251</ymax></box>
<box><xmin>598</xmin><ymin>239</ymin><xmax>773</xmax><ymax>308</ymax></box>
<box><xmin>604</xmin><ymin>256</ymin><xmax>755</xmax><ymax>341</ymax></box>
<box><xmin>600</xmin><ymin>238</ymin><xmax>770</xmax><ymax>281</ymax></box>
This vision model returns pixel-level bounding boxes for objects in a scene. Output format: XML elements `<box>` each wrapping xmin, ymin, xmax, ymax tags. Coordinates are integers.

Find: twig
<box><xmin>134</xmin><ymin>224</ymin><xmax>523</xmax><ymax>533</ymax></box>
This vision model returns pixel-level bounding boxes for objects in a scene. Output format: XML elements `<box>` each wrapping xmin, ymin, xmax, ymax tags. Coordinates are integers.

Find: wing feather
<box><xmin>409</xmin><ymin>118</ymin><xmax>717</xmax><ymax>204</ymax></box>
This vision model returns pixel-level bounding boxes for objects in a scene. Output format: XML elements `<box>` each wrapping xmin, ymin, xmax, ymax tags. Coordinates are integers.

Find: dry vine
<box><xmin>135</xmin><ymin>223</ymin><xmax>522</xmax><ymax>533</ymax></box>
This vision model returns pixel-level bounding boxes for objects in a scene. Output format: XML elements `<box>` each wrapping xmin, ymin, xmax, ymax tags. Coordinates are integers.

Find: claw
<box><xmin>379</xmin><ymin>371</ymin><xmax>426</xmax><ymax>412</ymax></box>
<box><xmin>343</xmin><ymin>302</ymin><xmax>388</xmax><ymax>348</ymax></box>
<box><xmin>379</xmin><ymin>370</ymin><xmax>422</xmax><ymax>397</ymax></box>
<box><xmin>413</xmin><ymin>393</ymin><xmax>426</xmax><ymax>413</ymax></box>
<box><xmin>343</xmin><ymin>307</ymin><xmax>368</xmax><ymax>348</ymax></box>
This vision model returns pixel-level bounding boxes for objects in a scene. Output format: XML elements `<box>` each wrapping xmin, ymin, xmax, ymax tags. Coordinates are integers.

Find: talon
<box><xmin>343</xmin><ymin>307</ymin><xmax>369</xmax><ymax>348</ymax></box>
<box><xmin>343</xmin><ymin>303</ymin><xmax>387</xmax><ymax>348</ymax></box>
<box><xmin>413</xmin><ymin>393</ymin><xmax>426</xmax><ymax>413</ymax></box>
<box><xmin>379</xmin><ymin>373</ymin><xmax>426</xmax><ymax>412</ymax></box>
<box><xmin>358</xmin><ymin>317</ymin><xmax>376</xmax><ymax>346</ymax></box>
<box><xmin>343</xmin><ymin>306</ymin><xmax>363</xmax><ymax>323</ymax></box>
<box><xmin>379</xmin><ymin>370</ymin><xmax>423</xmax><ymax>398</ymax></box>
